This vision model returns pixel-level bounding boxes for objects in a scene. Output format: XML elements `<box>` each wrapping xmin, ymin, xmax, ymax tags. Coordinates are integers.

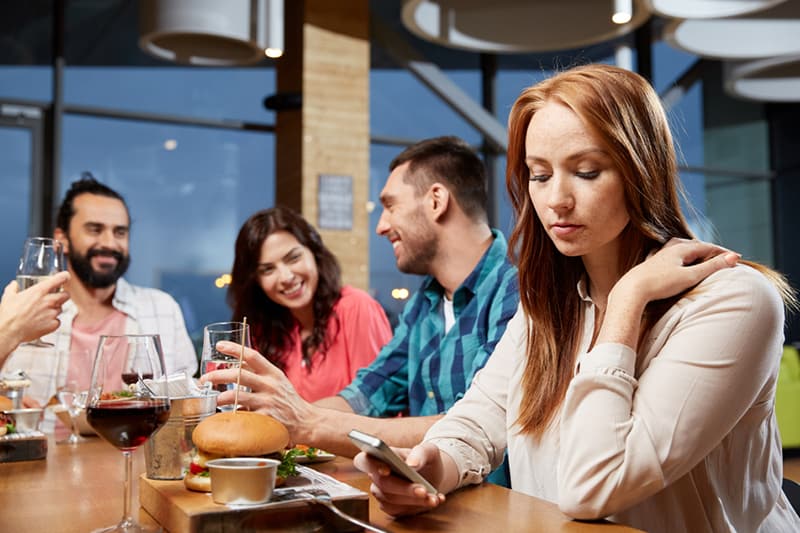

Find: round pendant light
<box><xmin>401</xmin><ymin>0</ymin><xmax>652</xmax><ymax>53</ymax></box>
<box><xmin>139</xmin><ymin>0</ymin><xmax>283</xmax><ymax>66</ymax></box>
<box><xmin>649</xmin><ymin>0</ymin><xmax>786</xmax><ymax>19</ymax></box>
<box><xmin>663</xmin><ymin>0</ymin><xmax>800</xmax><ymax>59</ymax></box>
<box><xmin>725</xmin><ymin>55</ymin><xmax>800</xmax><ymax>102</ymax></box>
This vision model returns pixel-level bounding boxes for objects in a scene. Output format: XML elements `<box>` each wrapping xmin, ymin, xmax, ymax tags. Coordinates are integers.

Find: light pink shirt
<box><xmin>281</xmin><ymin>286</ymin><xmax>392</xmax><ymax>402</ymax></box>
<box><xmin>66</xmin><ymin>309</ymin><xmax>127</xmax><ymax>392</ymax></box>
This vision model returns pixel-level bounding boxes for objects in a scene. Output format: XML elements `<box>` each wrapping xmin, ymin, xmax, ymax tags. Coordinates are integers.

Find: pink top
<box><xmin>281</xmin><ymin>286</ymin><xmax>392</xmax><ymax>402</ymax></box>
<box><xmin>67</xmin><ymin>309</ymin><xmax>127</xmax><ymax>391</ymax></box>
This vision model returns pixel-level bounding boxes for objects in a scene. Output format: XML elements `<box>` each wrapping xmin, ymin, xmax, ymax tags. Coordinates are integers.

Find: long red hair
<box><xmin>505</xmin><ymin>64</ymin><xmax>795</xmax><ymax>437</ymax></box>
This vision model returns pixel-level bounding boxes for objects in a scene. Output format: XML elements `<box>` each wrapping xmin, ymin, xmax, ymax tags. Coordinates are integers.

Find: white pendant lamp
<box><xmin>401</xmin><ymin>0</ymin><xmax>652</xmax><ymax>53</ymax></box>
<box><xmin>725</xmin><ymin>55</ymin><xmax>800</xmax><ymax>102</ymax></box>
<box><xmin>139</xmin><ymin>0</ymin><xmax>284</xmax><ymax>66</ymax></box>
<box><xmin>649</xmin><ymin>0</ymin><xmax>786</xmax><ymax>19</ymax></box>
<box><xmin>663</xmin><ymin>0</ymin><xmax>800</xmax><ymax>60</ymax></box>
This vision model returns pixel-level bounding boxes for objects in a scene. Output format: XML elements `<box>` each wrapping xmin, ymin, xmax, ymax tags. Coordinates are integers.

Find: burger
<box><xmin>184</xmin><ymin>411</ymin><xmax>296</xmax><ymax>492</ymax></box>
<box><xmin>0</xmin><ymin>396</ymin><xmax>13</xmax><ymax>411</ymax></box>
<box><xmin>0</xmin><ymin>396</ymin><xmax>14</xmax><ymax>437</ymax></box>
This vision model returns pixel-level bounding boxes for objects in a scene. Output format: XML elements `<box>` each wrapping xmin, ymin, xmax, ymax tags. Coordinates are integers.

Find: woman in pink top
<box><xmin>228</xmin><ymin>206</ymin><xmax>392</xmax><ymax>402</ymax></box>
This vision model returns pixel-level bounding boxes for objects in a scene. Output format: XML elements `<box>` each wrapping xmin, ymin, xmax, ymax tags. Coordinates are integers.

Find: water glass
<box><xmin>200</xmin><ymin>321</ymin><xmax>251</xmax><ymax>411</ymax></box>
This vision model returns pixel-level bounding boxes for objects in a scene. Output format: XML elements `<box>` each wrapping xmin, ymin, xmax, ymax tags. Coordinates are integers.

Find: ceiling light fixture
<box><xmin>725</xmin><ymin>55</ymin><xmax>800</xmax><ymax>102</ymax></box>
<box><xmin>139</xmin><ymin>0</ymin><xmax>284</xmax><ymax>66</ymax></box>
<box><xmin>650</xmin><ymin>0</ymin><xmax>786</xmax><ymax>19</ymax></box>
<box><xmin>612</xmin><ymin>0</ymin><xmax>633</xmax><ymax>24</ymax></box>
<box><xmin>400</xmin><ymin>0</ymin><xmax>651</xmax><ymax>53</ymax></box>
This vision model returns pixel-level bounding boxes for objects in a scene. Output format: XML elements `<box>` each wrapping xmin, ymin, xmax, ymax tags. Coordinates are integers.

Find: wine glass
<box><xmin>200</xmin><ymin>321</ymin><xmax>251</xmax><ymax>411</ymax></box>
<box><xmin>56</xmin><ymin>381</ymin><xmax>88</xmax><ymax>445</ymax></box>
<box><xmin>86</xmin><ymin>334</ymin><xmax>171</xmax><ymax>533</ymax></box>
<box><xmin>16</xmin><ymin>237</ymin><xmax>66</xmax><ymax>347</ymax></box>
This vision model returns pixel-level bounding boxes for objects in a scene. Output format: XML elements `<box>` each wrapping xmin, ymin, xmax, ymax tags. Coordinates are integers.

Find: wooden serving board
<box><xmin>140</xmin><ymin>466</ymin><xmax>369</xmax><ymax>533</ymax></box>
<box><xmin>0</xmin><ymin>432</ymin><xmax>47</xmax><ymax>463</ymax></box>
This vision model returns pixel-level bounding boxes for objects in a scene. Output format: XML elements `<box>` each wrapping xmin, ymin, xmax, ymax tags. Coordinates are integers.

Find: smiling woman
<box><xmin>227</xmin><ymin>206</ymin><xmax>392</xmax><ymax>402</ymax></box>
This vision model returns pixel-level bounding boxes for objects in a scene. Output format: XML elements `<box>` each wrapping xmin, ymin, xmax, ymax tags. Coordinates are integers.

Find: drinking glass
<box><xmin>16</xmin><ymin>237</ymin><xmax>66</xmax><ymax>347</ymax></box>
<box><xmin>56</xmin><ymin>381</ymin><xmax>88</xmax><ymax>445</ymax></box>
<box><xmin>86</xmin><ymin>334</ymin><xmax>171</xmax><ymax>533</ymax></box>
<box><xmin>200</xmin><ymin>321</ymin><xmax>251</xmax><ymax>411</ymax></box>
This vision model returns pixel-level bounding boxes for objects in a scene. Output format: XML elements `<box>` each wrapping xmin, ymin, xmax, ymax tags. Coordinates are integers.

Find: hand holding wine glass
<box><xmin>16</xmin><ymin>237</ymin><xmax>66</xmax><ymax>347</ymax></box>
<box><xmin>86</xmin><ymin>334</ymin><xmax>171</xmax><ymax>533</ymax></box>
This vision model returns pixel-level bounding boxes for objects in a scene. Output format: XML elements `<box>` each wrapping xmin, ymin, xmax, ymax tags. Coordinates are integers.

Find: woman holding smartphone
<box><xmin>355</xmin><ymin>64</ymin><xmax>800</xmax><ymax>531</ymax></box>
<box><xmin>228</xmin><ymin>206</ymin><xmax>391</xmax><ymax>402</ymax></box>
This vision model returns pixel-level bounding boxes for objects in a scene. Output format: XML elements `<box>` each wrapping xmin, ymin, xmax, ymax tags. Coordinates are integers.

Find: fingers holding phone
<box><xmin>350</xmin><ymin>430</ymin><xmax>445</xmax><ymax>516</ymax></box>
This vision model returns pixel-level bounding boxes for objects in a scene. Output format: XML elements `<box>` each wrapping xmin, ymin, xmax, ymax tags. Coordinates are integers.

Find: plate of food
<box><xmin>288</xmin><ymin>444</ymin><xmax>335</xmax><ymax>464</ymax></box>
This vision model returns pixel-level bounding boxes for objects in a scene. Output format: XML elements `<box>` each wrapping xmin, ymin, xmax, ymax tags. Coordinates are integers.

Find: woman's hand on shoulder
<box><xmin>614</xmin><ymin>238</ymin><xmax>739</xmax><ymax>305</ymax></box>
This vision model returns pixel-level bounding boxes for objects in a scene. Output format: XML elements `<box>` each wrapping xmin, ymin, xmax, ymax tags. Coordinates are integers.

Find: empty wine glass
<box><xmin>56</xmin><ymin>381</ymin><xmax>88</xmax><ymax>445</ymax></box>
<box><xmin>16</xmin><ymin>237</ymin><xmax>66</xmax><ymax>347</ymax></box>
<box><xmin>200</xmin><ymin>321</ymin><xmax>251</xmax><ymax>411</ymax></box>
<box><xmin>86</xmin><ymin>334</ymin><xmax>170</xmax><ymax>533</ymax></box>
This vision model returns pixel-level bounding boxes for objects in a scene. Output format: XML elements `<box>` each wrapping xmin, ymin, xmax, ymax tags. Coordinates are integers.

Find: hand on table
<box><xmin>353</xmin><ymin>442</ymin><xmax>446</xmax><ymax>517</ymax></box>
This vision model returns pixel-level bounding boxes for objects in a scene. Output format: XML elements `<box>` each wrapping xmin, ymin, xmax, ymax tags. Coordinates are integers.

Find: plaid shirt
<box><xmin>340</xmin><ymin>230</ymin><xmax>519</xmax><ymax>417</ymax></box>
<box><xmin>4</xmin><ymin>278</ymin><xmax>197</xmax><ymax>429</ymax></box>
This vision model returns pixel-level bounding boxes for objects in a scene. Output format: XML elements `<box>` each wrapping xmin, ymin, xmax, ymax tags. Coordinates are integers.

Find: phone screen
<box><xmin>348</xmin><ymin>429</ymin><xmax>438</xmax><ymax>494</ymax></box>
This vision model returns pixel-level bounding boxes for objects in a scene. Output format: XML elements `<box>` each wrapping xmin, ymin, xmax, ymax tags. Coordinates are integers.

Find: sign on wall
<box><xmin>318</xmin><ymin>174</ymin><xmax>353</xmax><ymax>230</ymax></box>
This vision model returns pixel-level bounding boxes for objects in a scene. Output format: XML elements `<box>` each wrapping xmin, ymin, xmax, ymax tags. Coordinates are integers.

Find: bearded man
<box><xmin>3</xmin><ymin>175</ymin><xmax>197</xmax><ymax>426</ymax></box>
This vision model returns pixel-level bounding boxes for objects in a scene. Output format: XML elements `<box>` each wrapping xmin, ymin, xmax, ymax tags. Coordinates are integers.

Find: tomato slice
<box><xmin>189</xmin><ymin>462</ymin><xmax>207</xmax><ymax>475</ymax></box>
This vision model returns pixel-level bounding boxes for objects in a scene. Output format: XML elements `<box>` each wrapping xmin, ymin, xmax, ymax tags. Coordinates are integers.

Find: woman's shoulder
<box><xmin>691</xmin><ymin>262</ymin><xmax>783</xmax><ymax>311</ymax></box>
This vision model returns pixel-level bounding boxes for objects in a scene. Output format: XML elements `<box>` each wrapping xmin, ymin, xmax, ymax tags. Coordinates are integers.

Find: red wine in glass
<box><xmin>87</xmin><ymin>399</ymin><xmax>170</xmax><ymax>452</ymax></box>
<box><xmin>121</xmin><ymin>372</ymin><xmax>153</xmax><ymax>386</ymax></box>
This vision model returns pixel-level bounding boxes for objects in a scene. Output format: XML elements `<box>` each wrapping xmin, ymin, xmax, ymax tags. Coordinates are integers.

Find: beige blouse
<box><xmin>426</xmin><ymin>265</ymin><xmax>800</xmax><ymax>532</ymax></box>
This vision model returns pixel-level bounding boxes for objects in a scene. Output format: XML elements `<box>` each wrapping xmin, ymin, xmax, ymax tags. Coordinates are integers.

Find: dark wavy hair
<box><xmin>228</xmin><ymin>206</ymin><xmax>342</xmax><ymax>370</ymax></box>
<box><xmin>56</xmin><ymin>172</ymin><xmax>129</xmax><ymax>232</ymax></box>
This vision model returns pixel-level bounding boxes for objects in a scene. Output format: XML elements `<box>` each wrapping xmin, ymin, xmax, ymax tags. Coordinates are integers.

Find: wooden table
<box><xmin>0</xmin><ymin>436</ymin><xmax>641</xmax><ymax>532</ymax></box>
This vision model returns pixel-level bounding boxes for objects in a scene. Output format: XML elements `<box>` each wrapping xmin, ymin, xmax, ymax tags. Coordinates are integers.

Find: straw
<box><xmin>233</xmin><ymin>317</ymin><xmax>247</xmax><ymax>413</ymax></box>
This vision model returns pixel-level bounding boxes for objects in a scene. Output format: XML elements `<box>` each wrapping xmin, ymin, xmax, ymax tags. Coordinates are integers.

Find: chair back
<box><xmin>782</xmin><ymin>478</ymin><xmax>800</xmax><ymax>514</ymax></box>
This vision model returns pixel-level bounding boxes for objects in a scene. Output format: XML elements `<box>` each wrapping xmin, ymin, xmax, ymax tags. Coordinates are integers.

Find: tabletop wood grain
<box><xmin>0</xmin><ymin>436</ymin><xmax>642</xmax><ymax>532</ymax></box>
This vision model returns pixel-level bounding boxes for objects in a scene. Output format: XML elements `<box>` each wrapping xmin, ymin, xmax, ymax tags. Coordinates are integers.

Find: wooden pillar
<box><xmin>275</xmin><ymin>0</ymin><xmax>370</xmax><ymax>290</ymax></box>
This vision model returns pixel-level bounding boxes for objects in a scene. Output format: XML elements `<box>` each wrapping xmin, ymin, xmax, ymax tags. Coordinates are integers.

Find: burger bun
<box><xmin>192</xmin><ymin>411</ymin><xmax>289</xmax><ymax>456</ymax></box>
<box><xmin>0</xmin><ymin>396</ymin><xmax>13</xmax><ymax>411</ymax></box>
<box><xmin>183</xmin><ymin>472</ymin><xmax>212</xmax><ymax>492</ymax></box>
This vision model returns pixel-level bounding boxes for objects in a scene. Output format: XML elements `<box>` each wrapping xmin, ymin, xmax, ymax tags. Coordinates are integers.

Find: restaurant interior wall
<box><xmin>0</xmin><ymin>0</ymin><xmax>797</xmax><ymax>344</ymax></box>
<box><xmin>703</xmin><ymin>63</ymin><xmax>773</xmax><ymax>266</ymax></box>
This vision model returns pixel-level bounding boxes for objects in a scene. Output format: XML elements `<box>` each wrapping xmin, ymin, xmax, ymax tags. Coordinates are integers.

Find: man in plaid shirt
<box><xmin>203</xmin><ymin>137</ymin><xmax>519</xmax><ymax>485</ymax></box>
<box><xmin>3</xmin><ymin>176</ymin><xmax>197</xmax><ymax>431</ymax></box>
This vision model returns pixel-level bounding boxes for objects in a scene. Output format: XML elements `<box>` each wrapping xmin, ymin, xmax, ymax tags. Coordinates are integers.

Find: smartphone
<box><xmin>348</xmin><ymin>429</ymin><xmax>438</xmax><ymax>494</ymax></box>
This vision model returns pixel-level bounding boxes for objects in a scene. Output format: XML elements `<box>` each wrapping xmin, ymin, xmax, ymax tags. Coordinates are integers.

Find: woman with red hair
<box><xmin>356</xmin><ymin>64</ymin><xmax>799</xmax><ymax>532</ymax></box>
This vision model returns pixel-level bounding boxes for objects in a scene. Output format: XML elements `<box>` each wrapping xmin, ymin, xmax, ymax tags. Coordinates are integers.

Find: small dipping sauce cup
<box><xmin>207</xmin><ymin>457</ymin><xmax>280</xmax><ymax>505</ymax></box>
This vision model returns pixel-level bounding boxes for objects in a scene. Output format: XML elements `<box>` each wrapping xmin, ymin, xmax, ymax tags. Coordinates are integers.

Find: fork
<box><xmin>302</xmin><ymin>488</ymin><xmax>391</xmax><ymax>533</ymax></box>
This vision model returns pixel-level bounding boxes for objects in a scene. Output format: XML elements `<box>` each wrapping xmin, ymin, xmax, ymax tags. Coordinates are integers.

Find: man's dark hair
<box><xmin>55</xmin><ymin>172</ymin><xmax>129</xmax><ymax>232</ymax></box>
<box><xmin>389</xmin><ymin>136</ymin><xmax>488</xmax><ymax>223</ymax></box>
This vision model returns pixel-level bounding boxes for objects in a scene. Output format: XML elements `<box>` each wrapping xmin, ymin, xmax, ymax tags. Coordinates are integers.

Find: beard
<box><xmin>68</xmin><ymin>245</ymin><xmax>130</xmax><ymax>289</ymax></box>
<box><xmin>395</xmin><ymin>206</ymin><xmax>438</xmax><ymax>276</ymax></box>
